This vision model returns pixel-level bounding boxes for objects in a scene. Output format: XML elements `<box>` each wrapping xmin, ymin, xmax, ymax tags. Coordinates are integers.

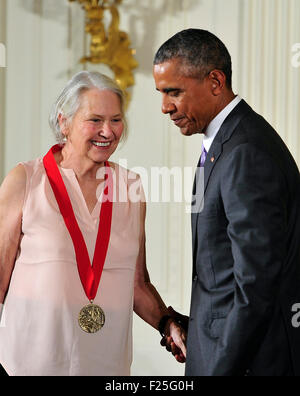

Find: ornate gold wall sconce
<box><xmin>69</xmin><ymin>0</ymin><xmax>138</xmax><ymax>107</ymax></box>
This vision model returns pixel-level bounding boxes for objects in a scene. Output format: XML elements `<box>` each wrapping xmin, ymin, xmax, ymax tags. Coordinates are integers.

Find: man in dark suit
<box><xmin>153</xmin><ymin>29</ymin><xmax>300</xmax><ymax>376</ymax></box>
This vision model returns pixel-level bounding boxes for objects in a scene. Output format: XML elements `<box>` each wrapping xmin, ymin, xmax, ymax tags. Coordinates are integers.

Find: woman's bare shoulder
<box><xmin>0</xmin><ymin>164</ymin><xmax>27</xmax><ymax>204</ymax></box>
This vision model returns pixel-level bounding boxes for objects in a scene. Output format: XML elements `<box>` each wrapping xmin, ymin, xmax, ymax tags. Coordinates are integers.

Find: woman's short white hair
<box><xmin>49</xmin><ymin>71</ymin><xmax>127</xmax><ymax>144</ymax></box>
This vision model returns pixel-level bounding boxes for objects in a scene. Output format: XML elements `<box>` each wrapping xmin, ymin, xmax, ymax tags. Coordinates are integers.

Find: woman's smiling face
<box><xmin>60</xmin><ymin>88</ymin><xmax>124</xmax><ymax>164</ymax></box>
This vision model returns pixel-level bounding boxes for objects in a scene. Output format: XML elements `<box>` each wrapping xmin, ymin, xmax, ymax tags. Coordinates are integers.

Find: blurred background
<box><xmin>0</xmin><ymin>0</ymin><xmax>299</xmax><ymax>376</ymax></box>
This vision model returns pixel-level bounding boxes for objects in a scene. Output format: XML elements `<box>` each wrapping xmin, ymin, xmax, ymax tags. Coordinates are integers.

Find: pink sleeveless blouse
<box><xmin>0</xmin><ymin>157</ymin><xmax>144</xmax><ymax>376</ymax></box>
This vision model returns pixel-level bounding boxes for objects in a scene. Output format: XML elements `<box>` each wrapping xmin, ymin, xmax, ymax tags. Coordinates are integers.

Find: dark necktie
<box><xmin>192</xmin><ymin>144</ymin><xmax>207</xmax><ymax>201</ymax></box>
<box><xmin>200</xmin><ymin>145</ymin><xmax>208</xmax><ymax>167</ymax></box>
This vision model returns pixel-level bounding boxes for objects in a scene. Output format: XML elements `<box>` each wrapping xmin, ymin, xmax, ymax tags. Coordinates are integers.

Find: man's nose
<box><xmin>162</xmin><ymin>99</ymin><xmax>176</xmax><ymax>115</ymax></box>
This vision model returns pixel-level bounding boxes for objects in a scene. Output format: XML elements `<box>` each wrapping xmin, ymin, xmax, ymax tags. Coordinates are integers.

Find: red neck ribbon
<box><xmin>43</xmin><ymin>145</ymin><xmax>113</xmax><ymax>302</ymax></box>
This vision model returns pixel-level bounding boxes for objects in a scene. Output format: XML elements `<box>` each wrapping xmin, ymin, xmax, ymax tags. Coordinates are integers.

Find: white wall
<box><xmin>0</xmin><ymin>0</ymin><xmax>299</xmax><ymax>376</ymax></box>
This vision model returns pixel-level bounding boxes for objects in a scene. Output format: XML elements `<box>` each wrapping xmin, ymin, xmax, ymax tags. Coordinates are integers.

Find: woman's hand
<box><xmin>160</xmin><ymin>306</ymin><xmax>189</xmax><ymax>363</ymax></box>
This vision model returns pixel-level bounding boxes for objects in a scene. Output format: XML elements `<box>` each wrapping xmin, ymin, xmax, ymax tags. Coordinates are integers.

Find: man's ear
<box><xmin>208</xmin><ymin>70</ymin><xmax>226</xmax><ymax>95</ymax></box>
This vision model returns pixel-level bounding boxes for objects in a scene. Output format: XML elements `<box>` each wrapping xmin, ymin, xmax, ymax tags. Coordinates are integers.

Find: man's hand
<box><xmin>160</xmin><ymin>306</ymin><xmax>189</xmax><ymax>363</ymax></box>
<box><xmin>168</xmin><ymin>306</ymin><xmax>189</xmax><ymax>332</ymax></box>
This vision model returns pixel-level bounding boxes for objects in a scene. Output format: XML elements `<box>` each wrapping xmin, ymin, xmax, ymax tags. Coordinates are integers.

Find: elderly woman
<box><xmin>0</xmin><ymin>71</ymin><xmax>186</xmax><ymax>376</ymax></box>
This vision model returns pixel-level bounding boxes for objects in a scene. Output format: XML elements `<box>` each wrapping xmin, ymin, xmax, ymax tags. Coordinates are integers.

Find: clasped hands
<box><xmin>160</xmin><ymin>306</ymin><xmax>189</xmax><ymax>363</ymax></box>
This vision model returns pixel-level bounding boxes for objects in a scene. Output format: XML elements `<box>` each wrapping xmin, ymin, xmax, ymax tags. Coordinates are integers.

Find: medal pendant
<box><xmin>78</xmin><ymin>303</ymin><xmax>105</xmax><ymax>334</ymax></box>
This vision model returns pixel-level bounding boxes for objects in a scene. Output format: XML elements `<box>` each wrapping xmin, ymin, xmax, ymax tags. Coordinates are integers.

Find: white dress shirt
<box><xmin>203</xmin><ymin>95</ymin><xmax>242</xmax><ymax>153</ymax></box>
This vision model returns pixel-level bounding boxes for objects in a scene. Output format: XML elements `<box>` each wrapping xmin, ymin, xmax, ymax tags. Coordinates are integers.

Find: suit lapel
<box><xmin>192</xmin><ymin>100</ymin><xmax>252</xmax><ymax>262</ymax></box>
<box><xmin>203</xmin><ymin>100</ymin><xmax>252</xmax><ymax>193</ymax></box>
<box><xmin>203</xmin><ymin>142</ymin><xmax>222</xmax><ymax>192</ymax></box>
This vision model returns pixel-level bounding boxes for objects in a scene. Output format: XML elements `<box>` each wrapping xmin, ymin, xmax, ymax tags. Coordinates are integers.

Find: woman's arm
<box><xmin>0</xmin><ymin>165</ymin><xmax>26</xmax><ymax>303</ymax></box>
<box><xmin>133</xmin><ymin>200</ymin><xmax>187</xmax><ymax>362</ymax></box>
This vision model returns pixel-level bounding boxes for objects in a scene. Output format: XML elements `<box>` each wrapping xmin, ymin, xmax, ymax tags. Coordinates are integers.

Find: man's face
<box><xmin>153</xmin><ymin>59</ymin><xmax>217</xmax><ymax>136</ymax></box>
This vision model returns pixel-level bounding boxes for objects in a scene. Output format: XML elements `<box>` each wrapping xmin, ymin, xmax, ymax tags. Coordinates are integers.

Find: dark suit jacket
<box><xmin>185</xmin><ymin>100</ymin><xmax>300</xmax><ymax>376</ymax></box>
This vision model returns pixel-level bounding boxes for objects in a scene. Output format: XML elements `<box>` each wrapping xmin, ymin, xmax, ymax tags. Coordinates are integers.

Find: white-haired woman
<box><xmin>0</xmin><ymin>71</ymin><xmax>186</xmax><ymax>376</ymax></box>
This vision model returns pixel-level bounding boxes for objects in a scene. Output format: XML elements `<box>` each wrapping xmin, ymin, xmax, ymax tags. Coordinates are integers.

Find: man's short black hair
<box><xmin>154</xmin><ymin>29</ymin><xmax>232</xmax><ymax>89</ymax></box>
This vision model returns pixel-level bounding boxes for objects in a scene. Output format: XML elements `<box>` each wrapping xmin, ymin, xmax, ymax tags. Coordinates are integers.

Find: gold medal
<box><xmin>78</xmin><ymin>302</ymin><xmax>105</xmax><ymax>334</ymax></box>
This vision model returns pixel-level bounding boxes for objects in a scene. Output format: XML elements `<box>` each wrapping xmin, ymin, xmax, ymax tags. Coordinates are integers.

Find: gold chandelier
<box><xmin>69</xmin><ymin>0</ymin><xmax>138</xmax><ymax>106</ymax></box>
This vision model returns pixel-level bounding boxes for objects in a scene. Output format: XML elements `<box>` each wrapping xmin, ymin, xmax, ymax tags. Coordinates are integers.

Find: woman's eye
<box><xmin>112</xmin><ymin>119</ymin><xmax>122</xmax><ymax>123</ymax></box>
<box><xmin>91</xmin><ymin>119</ymin><xmax>100</xmax><ymax>123</ymax></box>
